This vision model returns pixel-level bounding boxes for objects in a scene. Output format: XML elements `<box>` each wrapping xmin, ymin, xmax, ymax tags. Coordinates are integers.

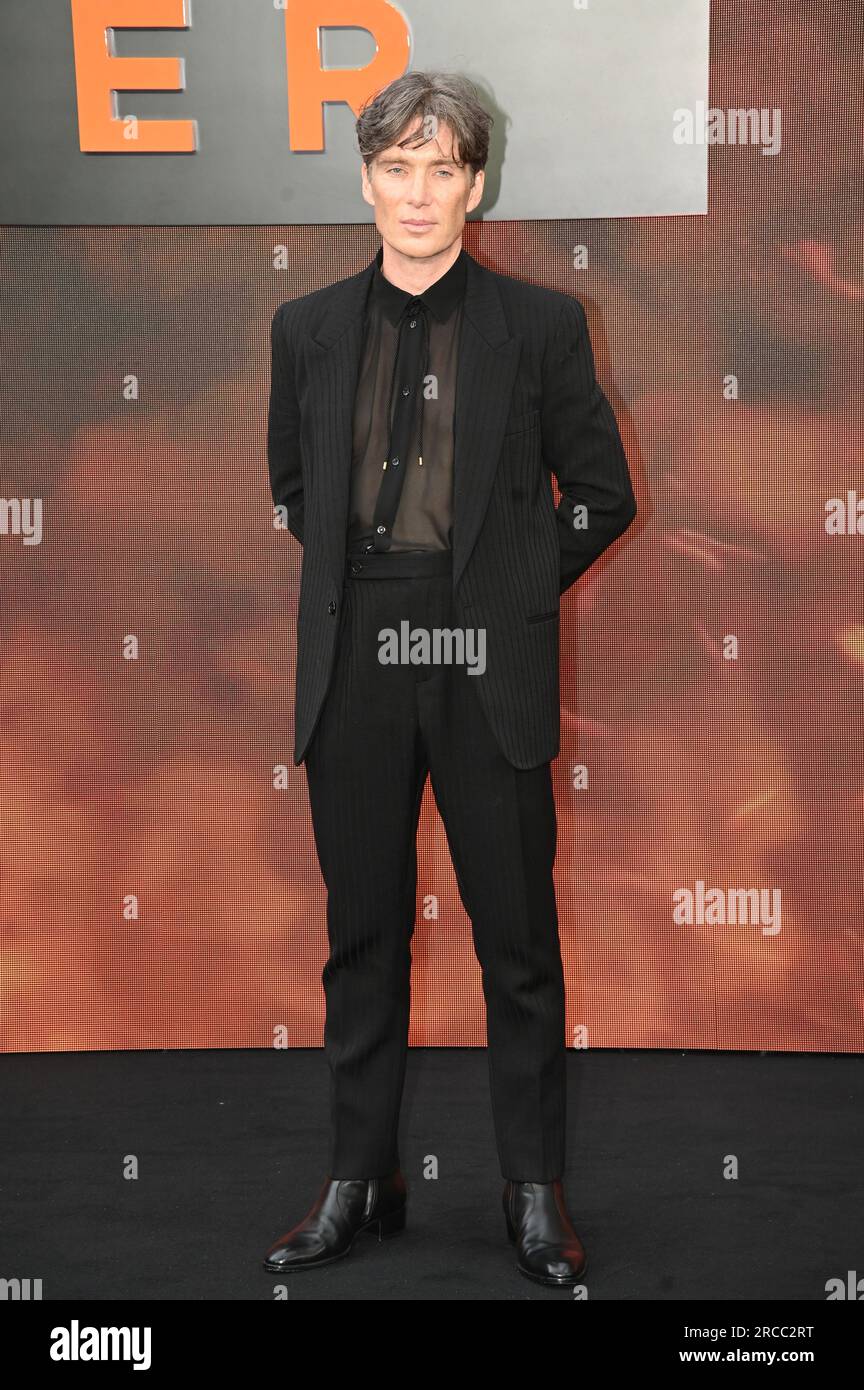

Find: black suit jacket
<box><xmin>267</xmin><ymin>248</ymin><xmax>637</xmax><ymax>770</ymax></box>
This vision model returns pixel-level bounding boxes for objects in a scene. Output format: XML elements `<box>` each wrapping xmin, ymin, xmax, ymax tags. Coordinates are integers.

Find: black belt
<box><xmin>344</xmin><ymin>549</ymin><xmax>452</xmax><ymax>579</ymax></box>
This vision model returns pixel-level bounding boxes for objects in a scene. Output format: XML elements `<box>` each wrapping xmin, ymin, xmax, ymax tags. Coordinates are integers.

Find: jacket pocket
<box><xmin>503</xmin><ymin>408</ymin><xmax>540</xmax><ymax>437</ymax></box>
<box><xmin>525</xmin><ymin>608</ymin><xmax>559</xmax><ymax>624</ymax></box>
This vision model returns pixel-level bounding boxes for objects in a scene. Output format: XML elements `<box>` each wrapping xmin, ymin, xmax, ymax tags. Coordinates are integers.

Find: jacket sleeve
<box><xmin>267</xmin><ymin>302</ymin><xmax>304</xmax><ymax>545</ymax></box>
<box><xmin>540</xmin><ymin>296</ymin><xmax>636</xmax><ymax>595</ymax></box>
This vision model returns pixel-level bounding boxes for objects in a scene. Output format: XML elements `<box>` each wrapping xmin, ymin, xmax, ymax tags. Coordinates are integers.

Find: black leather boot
<box><xmin>263</xmin><ymin>1171</ymin><xmax>407</xmax><ymax>1272</ymax></box>
<box><xmin>503</xmin><ymin>1179</ymin><xmax>588</xmax><ymax>1286</ymax></box>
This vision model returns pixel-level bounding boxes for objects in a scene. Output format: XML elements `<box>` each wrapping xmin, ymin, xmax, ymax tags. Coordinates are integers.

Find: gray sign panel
<box><xmin>0</xmin><ymin>0</ymin><xmax>710</xmax><ymax>224</ymax></box>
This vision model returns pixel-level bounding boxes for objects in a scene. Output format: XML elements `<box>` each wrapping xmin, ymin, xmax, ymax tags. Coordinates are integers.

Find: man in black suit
<box><xmin>264</xmin><ymin>71</ymin><xmax>636</xmax><ymax>1287</ymax></box>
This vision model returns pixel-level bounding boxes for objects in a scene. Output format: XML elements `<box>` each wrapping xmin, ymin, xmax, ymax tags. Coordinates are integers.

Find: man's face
<box><xmin>361</xmin><ymin>117</ymin><xmax>484</xmax><ymax>260</ymax></box>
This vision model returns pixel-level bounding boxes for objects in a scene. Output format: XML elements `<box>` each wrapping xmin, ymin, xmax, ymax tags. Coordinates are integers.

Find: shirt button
<box><xmin>401</xmin><ymin>386</ymin><xmax>410</xmax><ymax>396</ymax></box>
<box><xmin>376</xmin><ymin>524</ymin><xmax>387</xmax><ymax>534</ymax></box>
<box><xmin>327</xmin><ymin>600</ymin><xmax>336</xmax><ymax>614</ymax></box>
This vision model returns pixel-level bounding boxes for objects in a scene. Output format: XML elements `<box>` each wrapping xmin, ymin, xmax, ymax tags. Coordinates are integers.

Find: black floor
<box><xmin>2</xmin><ymin>1047</ymin><xmax>861</xmax><ymax>1301</ymax></box>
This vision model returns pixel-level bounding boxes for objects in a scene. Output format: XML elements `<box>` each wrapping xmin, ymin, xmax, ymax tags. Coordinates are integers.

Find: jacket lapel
<box><xmin>304</xmin><ymin>248</ymin><xmax>521</xmax><ymax>596</ymax></box>
<box><xmin>304</xmin><ymin>261</ymin><xmax>373</xmax><ymax>600</ymax></box>
<box><xmin>451</xmin><ymin>252</ymin><xmax>521</xmax><ymax>591</ymax></box>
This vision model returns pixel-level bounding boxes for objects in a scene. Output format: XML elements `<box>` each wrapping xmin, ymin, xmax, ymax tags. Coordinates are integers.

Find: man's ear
<box><xmin>466</xmin><ymin>168</ymin><xmax>485</xmax><ymax>214</ymax></box>
<box><xmin>360</xmin><ymin>160</ymin><xmax>375</xmax><ymax>208</ymax></box>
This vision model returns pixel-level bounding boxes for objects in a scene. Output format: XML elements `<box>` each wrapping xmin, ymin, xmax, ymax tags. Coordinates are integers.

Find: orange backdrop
<box><xmin>1</xmin><ymin>1</ymin><xmax>861</xmax><ymax>1054</ymax></box>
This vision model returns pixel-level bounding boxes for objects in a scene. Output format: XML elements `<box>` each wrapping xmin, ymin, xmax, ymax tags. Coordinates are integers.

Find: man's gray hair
<box><xmin>356</xmin><ymin>71</ymin><xmax>493</xmax><ymax>178</ymax></box>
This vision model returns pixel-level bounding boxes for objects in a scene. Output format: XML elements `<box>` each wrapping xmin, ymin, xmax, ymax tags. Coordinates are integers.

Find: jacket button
<box><xmin>328</xmin><ymin>600</ymin><xmax>336</xmax><ymax>614</ymax></box>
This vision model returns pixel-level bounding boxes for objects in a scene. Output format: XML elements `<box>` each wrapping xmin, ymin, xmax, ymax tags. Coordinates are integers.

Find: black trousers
<box><xmin>303</xmin><ymin>549</ymin><xmax>566</xmax><ymax>1181</ymax></box>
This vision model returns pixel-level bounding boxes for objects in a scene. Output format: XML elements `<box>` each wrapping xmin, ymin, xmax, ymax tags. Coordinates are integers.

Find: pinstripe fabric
<box><xmin>267</xmin><ymin>247</ymin><xmax>636</xmax><ymax>769</ymax></box>
<box><xmin>304</xmin><ymin>567</ymin><xmax>566</xmax><ymax>1180</ymax></box>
